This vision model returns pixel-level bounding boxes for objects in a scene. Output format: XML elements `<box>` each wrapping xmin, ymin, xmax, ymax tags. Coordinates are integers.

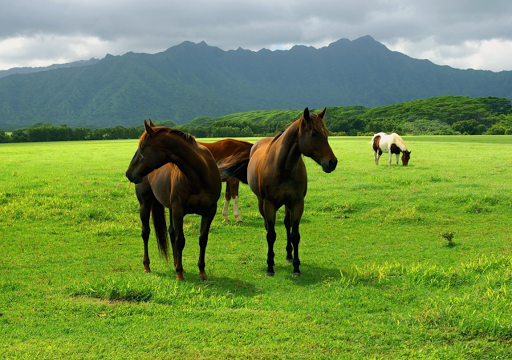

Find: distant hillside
<box><xmin>178</xmin><ymin>95</ymin><xmax>512</xmax><ymax>137</ymax></box>
<box><xmin>1</xmin><ymin>36</ymin><xmax>512</xmax><ymax>131</ymax></box>
<box><xmin>0</xmin><ymin>58</ymin><xmax>100</xmax><ymax>79</ymax></box>
<box><xmin>3</xmin><ymin>95</ymin><xmax>511</xmax><ymax>143</ymax></box>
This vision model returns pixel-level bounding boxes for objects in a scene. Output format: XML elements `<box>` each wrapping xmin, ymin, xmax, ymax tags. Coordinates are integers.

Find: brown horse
<box><xmin>199</xmin><ymin>139</ymin><xmax>253</xmax><ymax>223</ymax></box>
<box><xmin>222</xmin><ymin>107</ymin><xmax>337</xmax><ymax>277</ymax></box>
<box><xmin>125</xmin><ymin>121</ymin><xmax>221</xmax><ymax>280</ymax></box>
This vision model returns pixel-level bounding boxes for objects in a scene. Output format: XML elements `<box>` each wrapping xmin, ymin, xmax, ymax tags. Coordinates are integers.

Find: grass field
<box><xmin>1</xmin><ymin>135</ymin><xmax>512</xmax><ymax>359</ymax></box>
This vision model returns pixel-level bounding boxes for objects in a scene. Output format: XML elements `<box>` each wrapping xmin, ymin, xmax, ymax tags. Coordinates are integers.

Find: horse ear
<box><xmin>317</xmin><ymin>107</ymin><xmax>326</xmax><ymax>119</ymax></box>
<box><xmin>144</xmin><ymin>120</ymin><xmax>155</xmax><ymax>137</ymax></box>
<box><xmin>303</xmin><ymin>107</ymin><xmax>310</xmax><ymax>122</ymax></box>
<box><xmin>148</xmin><ymin>118</ymin><xmax>156</xmax><ymax>127</ymax></box>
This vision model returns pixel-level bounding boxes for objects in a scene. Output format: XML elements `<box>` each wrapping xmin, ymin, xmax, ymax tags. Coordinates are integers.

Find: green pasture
<box><xmin>1</xmin><ymin>136</ymin><xmax>512</xmax><ymax>359</ymax></box>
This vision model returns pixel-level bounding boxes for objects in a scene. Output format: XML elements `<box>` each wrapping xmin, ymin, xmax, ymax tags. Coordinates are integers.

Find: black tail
<box><xmin>219</xmin><ymin>159</ymin><xmax>249</xmax><ymax>184</ymax></box>
<box><xmin>151</xmin><ymin>200</ymin><xmax>170</xmax><ymax>260</ymax></box>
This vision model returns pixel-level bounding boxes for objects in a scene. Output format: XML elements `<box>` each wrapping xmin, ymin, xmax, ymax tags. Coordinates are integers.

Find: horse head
<box><xmin>298</xmin><ymin>107</ymin><xmax>338</xmax><ymax>173</ymax></box>
<box><xmin>402</xmin><ymin>150</ymin><xmax>411</xmax><ymax>166</ymax></box>
<box><xmin>125</xmin><ymin>120</ymin><xmax>170</xmax><ymax>184</ymax></box>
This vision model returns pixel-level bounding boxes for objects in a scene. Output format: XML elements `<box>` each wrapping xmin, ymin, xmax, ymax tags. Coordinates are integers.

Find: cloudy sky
<box><xmin>1</xmin><ymin>0</ymin><xmax>511</xmax><ymax>72</ymax></box>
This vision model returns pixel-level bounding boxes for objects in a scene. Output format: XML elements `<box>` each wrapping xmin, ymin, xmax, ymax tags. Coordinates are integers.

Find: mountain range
<box><xmin>0</xmin><ymin>35</ymin><xmax>511</xmax><ymax>131</ymax></box>
<box><xmin>0</xmin><ymin>58</ymin><xmax>100</xmax><ymax>79</ymax></box>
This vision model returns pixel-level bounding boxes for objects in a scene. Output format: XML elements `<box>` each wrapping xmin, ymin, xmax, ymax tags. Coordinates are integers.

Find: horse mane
<box><xmin>268</xmin><ymin>130</ymin><xmax>285</xmax><ymax>146</ymax></box>
<box><xmin>392</xmin><ymin>133</ymin><xmax>408</xmax><ymax>151</ymax></box>
<box><xmin>268</xmin><ymin>110</ymin><xmax>329</xmax><ymax>147</ymax></box>
<box><xmin>138</xmin><ymin>127</ymin><xmax>196</xmax><ymax>148</ymax></box>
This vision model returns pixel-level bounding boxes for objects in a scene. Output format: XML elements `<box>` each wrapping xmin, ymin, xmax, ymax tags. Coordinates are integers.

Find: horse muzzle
<box><xmin>125</xmin><ymin>171</ymin><xmax>143</xmax><ymax>184</ymax></box>
<box><xmin>321</xmin><ymin>157</ymin><xmax>338</xmax><ymax>173</ymax></box>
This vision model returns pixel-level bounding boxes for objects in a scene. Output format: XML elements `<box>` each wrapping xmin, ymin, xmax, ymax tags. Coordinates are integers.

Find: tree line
<box><xmin>1</xmin><ymin>95</ymin><xmax>511</xmax><ymax>144</ymax></box>
<box><xmin>0</xmin><ymin>124</ymin><xmax>143</xmax><ymax>143</ymax></box>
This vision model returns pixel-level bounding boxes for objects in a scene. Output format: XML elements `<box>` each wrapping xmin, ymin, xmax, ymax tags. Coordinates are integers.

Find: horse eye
<box><xmin>311</xmin><ymin>131</ymin><xmax>318</xmax><ymax>137</ymax></box>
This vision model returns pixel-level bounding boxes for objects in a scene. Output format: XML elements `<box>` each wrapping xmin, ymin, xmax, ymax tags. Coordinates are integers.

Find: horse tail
<box><xmin>219</xmin><ymin>153</ymin><xmax>250</xmax><ymax>184</ymax></box>
<box><xmin>151</xmin><ymin>199</ymin><xmax>170</xmax><ymax>260</ymax></box>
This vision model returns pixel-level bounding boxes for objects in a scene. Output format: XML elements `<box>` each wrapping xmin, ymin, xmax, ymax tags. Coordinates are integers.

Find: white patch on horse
<box><xmin>233</xmin><ymin>195</ymin><xmax>242</xmax><ymax>222</ymax></box>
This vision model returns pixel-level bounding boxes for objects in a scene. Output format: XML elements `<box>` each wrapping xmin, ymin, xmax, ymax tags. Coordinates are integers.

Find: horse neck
<box><xmin>271</xmin><ymin>120</ymin><xmax>303</xmax><ymax>172</ymax></box>
<box><xmin>394</xmin><ymin>136</ymin><xmax>407</xmax><ymax>151</ymax></box>
<box><xmin>160</xmin><ymin>134</ymin><xmax>210</xmax><ymax>188</ymax></box>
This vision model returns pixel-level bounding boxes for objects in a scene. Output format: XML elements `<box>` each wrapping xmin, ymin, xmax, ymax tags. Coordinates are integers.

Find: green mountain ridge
<box><xmin>1</xmin><ymin>35</ymin><xmax>511</xmax><ymax>131</ymax></box>
<box><xmin>178</xmin><ymin>95</ymin><xmax>512</xmax><ymax>137</ymax></box>
<box><xmin>0</xmin><ymin>58</ymin><xmax>100</xmax><ymax>79</ymax></box>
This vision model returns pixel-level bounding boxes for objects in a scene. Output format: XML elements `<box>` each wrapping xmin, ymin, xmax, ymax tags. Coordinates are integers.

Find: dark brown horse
<box><xmin>125</xmin><ymin>121</ymin><xmax>221</xmax><ymax>280</ymax></box>
<box><xmin>222</xmin><ymin>107</ymin><xmax>337</xmax><ymax>277</ymax></box>
<box><xmin>199</xmin><ymin>139</ymin><xmax>253</xmax><ymax>223</ymax></box>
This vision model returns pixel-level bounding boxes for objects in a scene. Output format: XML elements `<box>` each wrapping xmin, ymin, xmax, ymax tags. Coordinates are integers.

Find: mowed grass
<box><xmin>1</xmin><ymin>135</ymin><xmax>512</xmax><ymax>359</ymax></box>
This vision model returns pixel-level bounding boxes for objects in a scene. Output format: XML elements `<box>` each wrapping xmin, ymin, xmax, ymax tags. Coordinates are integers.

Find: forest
<box><xmin>1</xmin><ymin>95</ymin><xmax>511</xmax><ymax>143</ymax></box>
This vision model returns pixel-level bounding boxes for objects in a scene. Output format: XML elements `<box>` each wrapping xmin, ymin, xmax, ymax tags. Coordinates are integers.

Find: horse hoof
<box><xmin>143</xmin><ymin>269</ymin><xmax>151</xmax><ymax>273</ymax></box>
<box><xmin>198</xmin><ymin>271</ymin><xmax>208</xmax><ymax>281</ymax></box>
<box><xmin>292</xmin><ymin>272</ymin><xmax>302</xmax><ymax>278</ymax></box>
<box><xmin>236</xmin><ymin>219</ymin><xmax>243</xmax><ymax>223</ymax></box>
<box><xmin>176</xmin><ymin>274</ymin><xmax>185</xmax><ymax>281</ymax></box>
<box><xmin>286</xmin><ymin>258</ymin><xmax>293</xmax><ymax>263</ymax></box>
<box><xmin>265</xmin><ymin>272</ymin><xmax>275</xmax><ymax>277</ymax></box>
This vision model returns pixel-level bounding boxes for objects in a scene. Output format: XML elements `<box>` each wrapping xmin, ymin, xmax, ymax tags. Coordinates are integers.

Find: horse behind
<box><xmin>221</xmin><ymin>107</ymin><xmax>337</xmax><ymax>277</ymax></box>
<box><xmin>125</xmin><ymin>121</ymin><xmax>221</xmax><ymax>281</ymax></box>
<box><xmin>371</xmin><ymin>132</ymin><xmax>411</xmax><ymax>166</ymax></box>
<box><xmin>199</xmin><ymin>139</ymin><xmax>253</xmax><ymax>223</ymax></box>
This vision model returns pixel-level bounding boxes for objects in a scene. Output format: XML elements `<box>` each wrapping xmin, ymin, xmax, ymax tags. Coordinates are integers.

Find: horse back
<box><xmin>200</xmin><ymin>139</ymin><xmax>253</xmax><ymax>161</ymax></box>
<box><xmin>250</xmin><ymin>137</ymin><xmax>273</xmax><ymax>157</ymax></box>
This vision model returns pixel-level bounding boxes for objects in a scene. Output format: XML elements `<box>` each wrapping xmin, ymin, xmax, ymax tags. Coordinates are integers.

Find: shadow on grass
<box><xmin>151</xmin><ymin>270</ymin><xmax>258</xmax><ymax>297</ymax></box>
<box><xmin>257</xmin><ymin>262</ymin><xmax>342</xmax><ymax>287</ymax></box>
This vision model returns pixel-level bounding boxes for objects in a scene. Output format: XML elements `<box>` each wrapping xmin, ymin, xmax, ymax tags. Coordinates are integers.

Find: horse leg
<box><xmin>375</xmin><ymin>149</ymin><xmax>382</xmax><ymax>165</ymax></box>
<box><xmin>136</xmin><ymin>182</ymin><xmax>154</xmax><ymax>273</ymax></box>
<box><xmin>168</xmin><ymin>209</ymin><xmax>178</xmax><ymax>269</ymax></box>
<box><xmin>284</xmin><ymin>207</ymin><xmax>293</xmax><ymax>263</ymax></box>
<box><xmin>288</xmin><ymin>201</ymin><xmax>304</xmax><ymax>277</ymax></box>
<box><xmin>140</xmin><ymin>203</ymin><xmax>152</xmax><ymax>273</ymax></box>
<box><xmin>231</xmin><ymin>179</ymin><xmax>243</xmax><ymax>223</ymax></box>
<box><xmin>197</xmin><ymin>205</ymin><xmax>216</xmax><ymax>281</ymax></box>
<box><xmin>396</xmin><ymin>153</ymin><xmax>399</xmax><ymax>165</ymax></box>
<box><xmin>261</xmin><ymin>199</ymin><xmax>277</xmax><ymax>276</ymax></box>
<box><xmin>222</xmin><ymin>181</ymin><xmax>231</xmax><ymax>222</ymax></box>
<box><xmin>171</xmin><ymin>210</ymin><xmax>186</xmax><ymax>281</ymax></box>
<box><xmin>388</xmin><ymin>152</ymin><xmax>392</xmax><ymax>167</ymax></box>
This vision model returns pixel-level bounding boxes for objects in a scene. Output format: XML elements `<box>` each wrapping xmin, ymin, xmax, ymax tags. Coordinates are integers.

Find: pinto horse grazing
<box><xmin>371</xmin><ymin>132</ymin><xmax>411</xmax><ymax>166</ymax></box>
<box><xmin>221</xmin><ymin>107</ymin><xmax>337</xmax><ymax>277</ymax></box>
<box><xmin>125</xmin><ymin>121</ymin><xmax>221</xmax><ymax>281</ymax></box>
<box><xmin>199</xmin><ymin>139</ymin><xmax>253</xmax><ymax>223</ymax></box>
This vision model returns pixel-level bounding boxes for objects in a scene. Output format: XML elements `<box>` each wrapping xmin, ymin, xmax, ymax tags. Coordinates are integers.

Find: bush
<box><xmin>451</xmin><ymin>119</ymin><xmax>486</xmax><ymax>135</ymax></box>
<box><xmin>0</xmin><ymin>130</ymin><xmax>10</xmax><ymax>143</ymax></box>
